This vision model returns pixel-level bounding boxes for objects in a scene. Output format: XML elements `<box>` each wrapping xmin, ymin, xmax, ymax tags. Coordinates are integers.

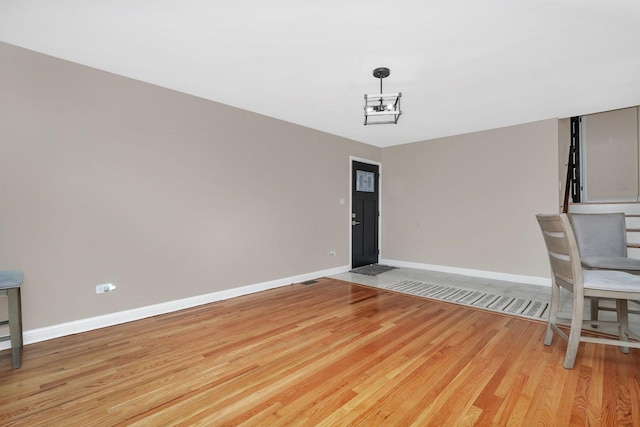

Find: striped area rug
<box><xmin>385</xmin><ymin>280</ymin><xmax>549</xmax><ymax>320</ymax></box>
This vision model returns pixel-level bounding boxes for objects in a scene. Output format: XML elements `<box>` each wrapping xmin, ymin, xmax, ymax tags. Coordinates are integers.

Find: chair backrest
<box><xmin>568</xmin><ymin>213</ymin><xmax>628</xmax><ymax>258</ymax></box>
<box><xmin>536</xmin><ymin>214</ymin><xmax>584</xmax><ymax>293</ymax></box>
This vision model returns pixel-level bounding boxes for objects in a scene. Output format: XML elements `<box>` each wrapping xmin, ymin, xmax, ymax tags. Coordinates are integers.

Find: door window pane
<box><xmin>356</xmin><ymin>170</ymin><xmax>375</xmax><ymax>192</ymax></box>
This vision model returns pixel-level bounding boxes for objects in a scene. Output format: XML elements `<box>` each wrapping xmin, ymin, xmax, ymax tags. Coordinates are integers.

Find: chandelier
<box><xmin>364</xmin><ymin>67</ymin><xmax>402</xmax><ymax>125</ymax></box>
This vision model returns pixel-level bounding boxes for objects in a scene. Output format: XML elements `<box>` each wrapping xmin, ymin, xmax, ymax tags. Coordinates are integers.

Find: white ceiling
<box><xmin>1</xmin><ymin>1</ymin><xmax>639</xmax><ymax>147</ymax></box>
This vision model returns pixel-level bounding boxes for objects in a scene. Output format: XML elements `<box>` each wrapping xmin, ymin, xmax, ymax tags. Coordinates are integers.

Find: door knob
<box><xmin>352</xmin><ymin>220</ymin><xmax>360</xmax><ymax>226</ymax></box>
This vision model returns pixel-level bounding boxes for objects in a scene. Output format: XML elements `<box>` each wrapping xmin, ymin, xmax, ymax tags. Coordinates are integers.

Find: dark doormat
<box><xmin>350</xmin><ymin>264</ymin><xmax>398</xmax><ymax>276</ymax></box>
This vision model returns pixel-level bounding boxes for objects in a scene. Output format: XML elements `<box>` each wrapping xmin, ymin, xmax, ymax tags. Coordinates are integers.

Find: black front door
<box><xmin>352</xmin><ymin>161</ymin><xmax>379</xmax><ymax>268</ymax></box>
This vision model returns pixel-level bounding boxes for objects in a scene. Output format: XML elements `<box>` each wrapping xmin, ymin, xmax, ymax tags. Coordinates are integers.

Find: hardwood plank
<box><xmin>630</xmin><ymin>372</ymin><xmax>640</xmax><ymax>427</ymax></box>
<box><xmin>1</xmin><ymin>277</ymin><xmax>640</xmax><ymax>426</ymax></box>
<box><xmin>587</xmin><ymin>345</ymin><xmax>606</xmax><ymax>425</ymax></box>
<box><xmin>570</xmin><ymin>365</ymin><xmax>592</xmax><ymax>426</ymax></box>
<box><xmin>552</xmin><ymin>352</ymin><xmax>582</xmax><ymax>426</ymax></box>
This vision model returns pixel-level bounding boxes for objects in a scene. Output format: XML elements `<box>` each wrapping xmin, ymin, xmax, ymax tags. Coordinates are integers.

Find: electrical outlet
<box><xmin>96</xmin><ymin>283</ymin><xmax>116</xmax><ymax>294</ymax></box>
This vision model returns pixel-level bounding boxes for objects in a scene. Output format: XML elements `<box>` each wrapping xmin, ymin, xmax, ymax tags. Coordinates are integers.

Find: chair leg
<box><xmin>564</xmin><ymin>294</ymin><xmax>584</xmax><ymax>369</ymax></box>
<box><xmin>590</xmin><ymin>296</ymin><xmax>599</xmax><ymax>328</ymax></box>
<box><xmin>7</xmin><ymin>287</ymin><xmax>22</xmax><ymax>369</ymax></box>
<box><xmin>616</xmin><ymin>299</ymin><xmax>630</xmax><ymax>354</ymax></box>
<box><xmin>544</xmin><ymin>282</ymin><xmax>560</xmax><ymax>346</ymax></box>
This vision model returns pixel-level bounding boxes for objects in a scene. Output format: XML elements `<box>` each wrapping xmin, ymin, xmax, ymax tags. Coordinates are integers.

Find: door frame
<box><xmin>349</xmin><ymin>156</ymin><xmax>383</xmax><ymax>269</ymax></box>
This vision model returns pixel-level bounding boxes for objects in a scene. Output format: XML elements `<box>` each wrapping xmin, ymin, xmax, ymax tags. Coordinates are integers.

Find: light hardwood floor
<box><xmin>1</xmin><ymin>278</ymin><xmax>639</xmax><ymax>426</ymax></box>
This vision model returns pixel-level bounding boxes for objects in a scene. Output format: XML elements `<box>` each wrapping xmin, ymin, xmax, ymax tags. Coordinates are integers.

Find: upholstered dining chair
<box><xmin>0</xmin><ymin>270</ymin><xmax>23</xmax><ymax>369</ymax></box>
<box><xmin>537</xmin><ymin>214</ymin><xmax>640</xmax><ymax>369</ymax></box>
<box><xmin>568</xmin><ymin>213</ymin><xmax>640</xmax><ymax>322</ymax></box>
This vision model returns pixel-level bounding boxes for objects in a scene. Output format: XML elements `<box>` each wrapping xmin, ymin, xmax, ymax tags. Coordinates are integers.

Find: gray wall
<box><xmin>581</xmin><ymin>107</ymin><xmax>640</xmax><ymax>202</ymax></box>
<box><xmin>381</xmin><ymin>120</ymin><xmax>559</xmax><ymax>277</ymax></box>
<box><xmin>0</xmin><ymin>42</ymin><xmax>380</xmax><ymax>329</ymax></box>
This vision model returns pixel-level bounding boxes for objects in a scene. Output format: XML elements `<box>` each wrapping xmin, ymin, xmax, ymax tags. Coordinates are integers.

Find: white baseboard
<box><xmin>0</xmin><ymin>264</ymin><xmax>351</xmax><ymax>351</ymax></box>
<box><xmin>379</xmin><ymin>259</ymin><xmax>551</xmax><ymax>287</ymax></box>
